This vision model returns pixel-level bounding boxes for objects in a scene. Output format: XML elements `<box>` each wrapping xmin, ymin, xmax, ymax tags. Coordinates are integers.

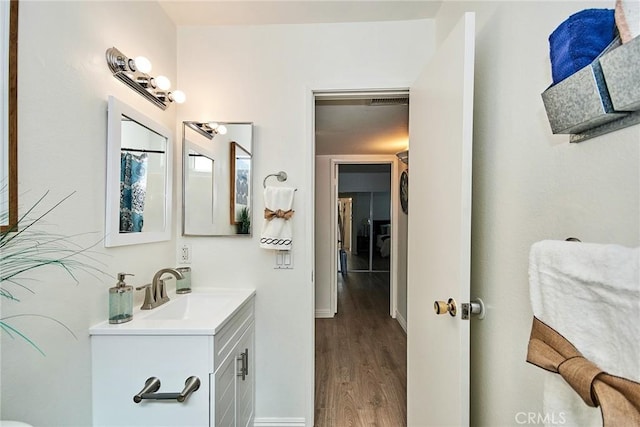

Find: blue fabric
<box><xmin>549</xmin><ymin>8</ymin><xmax>616</xmax><ymax>85</ymax></box>
<box><xmin>120</xmin><ymin>152</ymin><xmax>148</xmax><ymax>232</ymax></box>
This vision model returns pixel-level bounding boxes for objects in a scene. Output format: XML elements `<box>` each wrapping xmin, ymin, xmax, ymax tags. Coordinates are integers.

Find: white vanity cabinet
<box><xmin>90</xmin><ymin>290</ymin><xmax>255</xmax><ymax>427</ymax></box>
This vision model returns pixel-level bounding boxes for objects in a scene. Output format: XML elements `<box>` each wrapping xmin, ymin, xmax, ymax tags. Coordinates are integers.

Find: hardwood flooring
<box><xmin>315</xmin><ymin>272</ymin><xmax>407</xmax><ymax>427</ymax></box>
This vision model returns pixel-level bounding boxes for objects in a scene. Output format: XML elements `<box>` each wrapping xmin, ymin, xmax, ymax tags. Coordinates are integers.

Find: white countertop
<box><xmin>89</xmin><ymin>287</ymin><xmax>255</xmax><ymax>336</ymax></box>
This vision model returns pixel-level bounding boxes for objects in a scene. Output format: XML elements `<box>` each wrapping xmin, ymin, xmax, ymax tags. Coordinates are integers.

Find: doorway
<box><xmin>314</xmin><ymin>91</ymin><xmax>409</xmax><ymax>426</ymax></box>
<box><xmin>338</xmin><ymin>164</ymin><xmax>392</xmax><ymax>274</ymax></box>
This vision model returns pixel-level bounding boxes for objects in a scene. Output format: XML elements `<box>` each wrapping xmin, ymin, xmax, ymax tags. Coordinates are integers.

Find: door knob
<box><xmin>434</xmin><ymin>298</ymin><xmax>457</xmax><ymax>317</ymax></box>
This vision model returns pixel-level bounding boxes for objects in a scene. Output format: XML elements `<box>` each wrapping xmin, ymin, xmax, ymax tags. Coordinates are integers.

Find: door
<box><xmin>407</xmin><ymin>12</ymin><xmax>475</xmax><ymax>427</ymax></box>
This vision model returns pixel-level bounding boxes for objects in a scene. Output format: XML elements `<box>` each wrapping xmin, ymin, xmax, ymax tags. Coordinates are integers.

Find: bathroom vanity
<box><xmin>90</xmin><ymin>288</ymin><xmax>255</xmax><ymax>427</ymax></box>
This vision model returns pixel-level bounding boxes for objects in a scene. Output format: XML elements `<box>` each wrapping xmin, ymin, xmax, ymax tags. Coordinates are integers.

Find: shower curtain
<box><xmin>120</xmin><ymin>152</ymin><xmax>148</xmax><ymax>232</ymax></box>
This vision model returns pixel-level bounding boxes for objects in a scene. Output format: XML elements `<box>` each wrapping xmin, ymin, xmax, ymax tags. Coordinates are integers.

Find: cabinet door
<box><xmin>92</xmin><ymin>335</ymin><xmax>212</xmax><ymax>427</ymax></box>
<box><xmin>214</xmin><ymin>351</ymin><xmax>236</xmax><ymax>427</ymax></box>
<box><xmin>235</xmin><ymin>322</ymin><xmax>255</xmax><ymax>427</ymax></box>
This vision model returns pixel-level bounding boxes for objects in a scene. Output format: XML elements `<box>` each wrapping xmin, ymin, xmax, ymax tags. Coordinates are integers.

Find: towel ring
<box><xmin>263</xmin><ymin>171</ymin><xmax>288</xmax><ymax>188</ymax></box>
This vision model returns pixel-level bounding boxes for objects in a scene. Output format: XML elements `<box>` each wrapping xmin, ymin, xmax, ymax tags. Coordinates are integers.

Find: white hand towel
<box><xmin>260</xmin><ymin>186</ymin><xmax>296</xmax><ymax>250</ymax></box>
<box><xmin>529</xmin><ymin>240</ymin><xmax>640</xmax><ymax>427</ymax></box>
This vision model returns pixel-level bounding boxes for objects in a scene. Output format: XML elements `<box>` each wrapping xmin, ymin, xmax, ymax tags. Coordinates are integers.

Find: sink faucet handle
<box><xmin>135</xmin><ymin>283</ymin><xmax>155</xmax><ymax>310</ymax></box>
<box><xmin>157</xmin><ymin>279</ymin><xmax>169</xmax><ymax>304</ymax></box>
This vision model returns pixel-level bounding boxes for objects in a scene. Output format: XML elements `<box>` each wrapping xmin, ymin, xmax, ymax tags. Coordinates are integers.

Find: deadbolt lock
<box><xmin>434</xmin><ymin>298</ymin><xmax>457</xmax><ymax>317</ymax></box>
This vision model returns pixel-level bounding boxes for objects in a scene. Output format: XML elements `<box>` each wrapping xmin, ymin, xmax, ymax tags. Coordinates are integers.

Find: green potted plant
<box><xmin>236</xmin><ymin>207</ymin><xmax>251</xmax><ymax>234</ymax></box>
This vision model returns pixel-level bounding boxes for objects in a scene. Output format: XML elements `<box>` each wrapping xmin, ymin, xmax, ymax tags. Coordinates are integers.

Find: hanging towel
<box><xmin>529</xmin><ymin>240</ymin><xmax>640</xmax><ymax>426</ymax></box>
<box><xmin>260</xmin><ymin>186</ymin><xmax>296</xmax><ymax>250</ymax></box>
<box><xmin>549</xmin><ymin>8</ymin><xmax>616</xmax><ymax>84</ymax></box>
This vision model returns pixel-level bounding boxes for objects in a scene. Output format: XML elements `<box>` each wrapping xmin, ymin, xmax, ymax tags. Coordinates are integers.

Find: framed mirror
<box><xmin>1</xmin><ymin>0</ymin><xmax>18</xmax><ymax>232</ymax></box>
<box><xmin>182</xmin><ymin>121</ymin><xmax>253</xmax><ymax>236</ymax></box>
<box><xmin>105</xmin><ymin>96</ymin><xmax>173</xmax><ymax>247</ymax></box>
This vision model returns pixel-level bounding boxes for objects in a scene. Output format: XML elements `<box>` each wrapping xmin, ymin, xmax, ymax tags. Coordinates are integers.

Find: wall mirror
<box><xmin>182</xmin><ymin>121</ymin><xmax>253</xmax><ymax>236</ymax></box>
<box><xmin>105</xmin><ymin>96</ymin><xmax>172</xmax><ymax>247</ymax></box>
<box><xmin>1</xmin><ymin>0</ymin><xmax>18</xmax><ymax>232</ymax></box>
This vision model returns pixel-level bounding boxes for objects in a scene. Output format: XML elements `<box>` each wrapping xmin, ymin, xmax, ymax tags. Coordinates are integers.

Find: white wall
<box><xmin>177</xmin><ymin>19</ymin><xmax>433</xmax><ymax>422</ymax></box>
<box><xmin>434</xmin><ymin>2</ymin><xmax>640</xmax><ymax>425</ymax></box>
<box><xmin>1</xmin><ymin>1</ymin><xmax>177</xmax><ymax>425</ymax></box>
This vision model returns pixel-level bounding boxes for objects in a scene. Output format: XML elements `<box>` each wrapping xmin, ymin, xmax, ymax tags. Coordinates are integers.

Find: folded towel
<box><xmin>616</xmin><ymin>0</ymin><xmax>640</xmax><ymax>43</ymax></box>
<box><xmin>549</xmin><ymin>8</ymin><xmax>616</xmax><ymax>84</ymax></box>
<box><xmin>529</xmin><ymin>240</ymin><xmax>640</xmax><ymax>426</ymax></box>
<box><xmin>260</xmin><ymin>186</ymin><xmax>296</xmax><ymax>250</ymax></box>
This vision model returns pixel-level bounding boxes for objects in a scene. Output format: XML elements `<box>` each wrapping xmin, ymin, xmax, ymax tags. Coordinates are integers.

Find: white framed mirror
<box><xmin>105</xmin><ymin>96</ymin><xmax>172</xmax><ymax>247</ymax></box>
<box><xmin>182</xmin><ymin>121</ymin><xmax>252</xmax><ymax>236</ymax></box>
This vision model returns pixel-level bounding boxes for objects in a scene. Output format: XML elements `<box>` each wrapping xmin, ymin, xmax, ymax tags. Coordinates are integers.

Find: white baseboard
<box><xmin>395</xmin><ymin>310</ymin><xmax>407</xmax><ymax>333</ymax></box>
<box><xmin>315</xmin><ymin>308</ymin><xmax>333</xmax><ymax>318</ymax></box>
<box><xmin>254</xmin><ymin>417</ymin><xmax>306</xmax><ymax>427</ymax></box>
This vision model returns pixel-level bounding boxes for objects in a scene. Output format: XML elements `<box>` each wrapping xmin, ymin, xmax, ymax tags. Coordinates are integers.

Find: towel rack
<box><xmin>263</xmin><ymin>171</ymin><xmax>288</xmax><ymax>188</ymax></box>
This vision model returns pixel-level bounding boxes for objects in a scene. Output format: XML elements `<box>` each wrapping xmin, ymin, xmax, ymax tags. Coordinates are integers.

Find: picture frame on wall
<box><xmin>230</xmin><ymin>141</ymin><xmax>251</xmax><ymax>226</ymax></box>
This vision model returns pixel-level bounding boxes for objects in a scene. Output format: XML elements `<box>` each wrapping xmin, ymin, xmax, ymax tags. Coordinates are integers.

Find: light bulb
<box><xmin>171</xmin><ymin>90</ymin><xmax>186</xmax><ymax>104</ymax></box>
<box><xmin>155</xmin><ymin>75</ymin><xmax>171</xmax><ymax>91</ymax></box>
<box><xmin>207</xmin><ymin>122</ymin><xmax>219</xmax><ymax>130</ymax></box>
<box><xmin>218</xmin><ymin>125</ymin><xmax>227</xmax><ymax>135</ymax></box>
<box><xmin>133</xmin><ymin>56</ymin><xmax>152</xmax><ymax>74</ymax></box>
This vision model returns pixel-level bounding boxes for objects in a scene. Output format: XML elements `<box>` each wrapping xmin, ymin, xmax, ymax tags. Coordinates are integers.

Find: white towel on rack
<box><xmin>260</xmin><ymin>186</ymin><xmax>296</xmax><ymax>250</ymax></box>
<box><xmin>529</xmin><ymin>240</ymin><xmax>640</xmax><ymax>427</ymax></box>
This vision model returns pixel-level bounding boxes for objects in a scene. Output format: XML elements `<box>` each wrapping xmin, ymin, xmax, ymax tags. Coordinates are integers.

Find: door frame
<box><xmin>308</xmin><ymin>87</ymin><xmax>408</xmax><ymax>424</ymax></box>
<box><xmin>330</xmin><ymin>156</ymin><xmax>398</xmax><ymax>315</ymax></box>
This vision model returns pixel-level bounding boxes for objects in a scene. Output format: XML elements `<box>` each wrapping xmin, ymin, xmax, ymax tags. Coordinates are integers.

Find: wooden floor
<box><xmin>315</xmin><ymin>272</ymin><xmax>407</xmax><ymax>426</ymax></box>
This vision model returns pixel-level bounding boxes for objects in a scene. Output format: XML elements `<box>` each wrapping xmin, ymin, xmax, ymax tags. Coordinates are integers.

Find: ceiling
<box><xmin>315</xmin><ymin>95</ymin><xmax>409</xmax><ymax>156</ymax></box>
<box><xmin>159</xmin><ymin>1</ymin><xmax>441</xmax><ymax>26</ymax></box>
<box><xmin>159</xmin><ymin>1</ymin><xmax>428</xmax><ymax>156</ymax></box>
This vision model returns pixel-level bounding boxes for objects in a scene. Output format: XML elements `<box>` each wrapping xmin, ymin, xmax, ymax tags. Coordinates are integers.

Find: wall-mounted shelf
<box><xmin>542</xmin><ymin>36</ymin><xmax>640</xmax><ymax>143</ymax></box>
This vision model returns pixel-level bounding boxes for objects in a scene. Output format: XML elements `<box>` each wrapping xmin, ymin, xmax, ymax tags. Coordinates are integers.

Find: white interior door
<box><xmin>407</xmin><ymin>12</ymin><xmax>475</xmax><ymax>427</ymax></box>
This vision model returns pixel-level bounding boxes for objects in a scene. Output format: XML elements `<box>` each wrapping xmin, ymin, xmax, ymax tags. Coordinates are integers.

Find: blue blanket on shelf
<box><xmin>549</xmin><ymin>8</ymin><xmax>616</xmax><ymax>85</ymax></box>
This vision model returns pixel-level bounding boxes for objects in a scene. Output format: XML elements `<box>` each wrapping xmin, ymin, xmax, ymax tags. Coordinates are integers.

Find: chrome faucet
<box><xmin>136</xmin><ymin>268</ymin><xmax>184</xmax><ymax>310</ymax></box>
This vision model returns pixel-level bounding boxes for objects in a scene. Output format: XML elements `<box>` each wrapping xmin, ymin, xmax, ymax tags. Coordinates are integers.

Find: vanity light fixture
<box><xmin>207</xmin><ymin>122</ymin><xmax>228</xmax><ymax>136</ymax></box>
<box><xmin>106</xmin><ymin>47</ymin><xmax>186</xmax><ymax>110</ymax></box>
<box><xmin>184</xmin><ymin>121</ymin><xmax>228</xmax><ymax>140</ymax></box>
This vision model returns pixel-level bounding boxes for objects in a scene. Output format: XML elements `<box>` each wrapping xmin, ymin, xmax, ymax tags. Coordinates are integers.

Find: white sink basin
<box><xmin>143</xmin><ymin>293</ymin><xmax>234</xmax><ymax>321</ymax></box>
<box><xmin>90</xmin><ymin>287</ymin><xmax>255</xmax><ymax>336</ymax></box>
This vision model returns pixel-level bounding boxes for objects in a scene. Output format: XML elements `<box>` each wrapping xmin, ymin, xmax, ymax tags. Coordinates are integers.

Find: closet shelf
<box><xmin>542</xmin><ymin>35</ymin><xmax>640</xmax><ymax>142</ymax></box>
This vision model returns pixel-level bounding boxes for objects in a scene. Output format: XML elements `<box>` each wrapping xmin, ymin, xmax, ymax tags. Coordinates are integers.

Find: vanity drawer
<box><xmin>214</xmin><ymin>297</ymin><xmax>254</xmax><ymax>371</ymax></box>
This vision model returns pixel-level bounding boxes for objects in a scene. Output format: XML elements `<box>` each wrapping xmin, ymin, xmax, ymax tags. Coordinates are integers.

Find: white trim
<box><xmin>328</xmin><ymin>155</ymin><xmax>399</xmax><ymax>318</ymax></box>
<box><xmin>315</xmin><ymin>309</ymin><xmax>333</xmax><ymax>318</ymax></box>
<box><xmin>308</xmin><ymin>86</ymin><xmax>410</xmax><ymax>427</ymax></box>
<box><xmin>395</xmin><ymin>310</ymin><xmax>407</xmax><ymax>333</ymax></box>
<box><xmin>305</xmin><ymin>86</ymin><xmax>317</xmax><ymax>427</ymax></box>
<box><xmin>253</xmin><ymin>417</ymin><xmax>307</xmax><ymax>427</ymax></box>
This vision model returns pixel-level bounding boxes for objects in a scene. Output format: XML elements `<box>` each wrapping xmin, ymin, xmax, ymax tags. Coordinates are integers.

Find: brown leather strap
<box><xmin>527</xmin><ymin>317</ymin><xmax>640</xmax><ymax>426</ymax></box>
<box><xmin>264</xmin><ymin>208</ymin><xmax>294</xmax><ymax>221</ymax></box>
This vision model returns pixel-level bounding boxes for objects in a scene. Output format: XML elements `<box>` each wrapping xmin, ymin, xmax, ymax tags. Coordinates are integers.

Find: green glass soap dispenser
<box><xmin>109</xmin><ymin>272</ymin><xmax>134</xmax><ymax>324</ymax></box>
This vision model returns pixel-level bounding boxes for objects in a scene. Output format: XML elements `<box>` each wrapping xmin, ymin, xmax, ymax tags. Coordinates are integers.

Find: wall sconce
<box><xmin>184</xmin><ymin>121</ymin><xmax>228</xmax><ymax>140</ymax></box>
<box><xmin>106</xmin><ymin>47</ymin><xmax>186</xmax><ymax>110</ymax></box>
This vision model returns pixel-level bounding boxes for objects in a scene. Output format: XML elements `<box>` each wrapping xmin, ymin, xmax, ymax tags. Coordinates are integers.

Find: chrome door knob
<box><xmin>434</xmin><ymin>298</ymin><xmax>457</xmax><ymax>317</ymax></box>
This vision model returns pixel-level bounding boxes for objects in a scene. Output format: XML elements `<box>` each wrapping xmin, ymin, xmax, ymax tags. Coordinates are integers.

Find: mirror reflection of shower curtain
<box><xmin>120</xmin><ymin>152</ymin><xmax>148</xmax><ymax>232</ymax></box>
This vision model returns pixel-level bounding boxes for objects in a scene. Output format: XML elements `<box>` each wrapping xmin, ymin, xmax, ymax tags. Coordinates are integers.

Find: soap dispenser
<box><xmin>109</xmin><ymin>273</ymin><xmax>134</xmax><ymax>324</ymax></box>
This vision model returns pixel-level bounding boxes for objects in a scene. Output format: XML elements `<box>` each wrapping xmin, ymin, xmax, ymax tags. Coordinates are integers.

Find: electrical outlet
<box><xmin>179</xmin><ymin>243</ymin><xmax>192</xmax><ymax>264</ymax></box>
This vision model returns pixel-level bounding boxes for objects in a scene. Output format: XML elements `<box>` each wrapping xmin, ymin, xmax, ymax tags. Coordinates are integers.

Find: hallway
<box><xmin>315</xmin><ymin>272</ymin><xmax>407</xmax><ymax>426</ymax></box>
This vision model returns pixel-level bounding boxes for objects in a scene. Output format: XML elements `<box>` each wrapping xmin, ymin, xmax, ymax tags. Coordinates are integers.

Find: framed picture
<box><xmin>1</xmin><ymin>0</ymin><xmax>18</xmax><ymax>232</ymax></box>
<box><xmin>230</xmin><ymin>142</ymin><xmax>251</xmax><ymax>229</ymax></box>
